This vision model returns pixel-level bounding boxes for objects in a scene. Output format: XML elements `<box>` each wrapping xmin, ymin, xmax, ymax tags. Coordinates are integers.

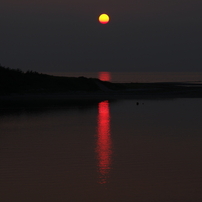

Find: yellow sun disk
<box><xmin>99</xmin><ymin>14</ymin><xmax>109</xmax><ymax>24</ymax></box>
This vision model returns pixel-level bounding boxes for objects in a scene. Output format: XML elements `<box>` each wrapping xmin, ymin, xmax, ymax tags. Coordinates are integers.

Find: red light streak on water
<box><xmin>96</xmin><ymin>100</ymin><xmax>112</xmax><ymax>184</ymax></box>
<box><xmin>99</xmin><ymin>72</ymin><xmax>111</xmax><ymax>81</ymax></box>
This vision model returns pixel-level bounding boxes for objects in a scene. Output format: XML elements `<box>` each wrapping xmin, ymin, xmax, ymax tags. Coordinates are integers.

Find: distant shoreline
<box><xmin>1</xmin><ymin>66</ymin><xmax>202</xmax><ymax>108</ymax></box>
<box><xmin>1</xmin><ymin>82</ymin><xmax>202</xmax><ymax>108</ymax></box>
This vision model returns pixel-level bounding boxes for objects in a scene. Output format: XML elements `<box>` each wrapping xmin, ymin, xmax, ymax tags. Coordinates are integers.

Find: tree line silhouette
<box><xmin>1</xmin><ymin>64</ymin><xmax>201</xmax><ymax>98</ymax></box>
<box><xmin>0</xmin><ymin>65</ymin><xmax>102</xmax><ymax>95</ymax></box>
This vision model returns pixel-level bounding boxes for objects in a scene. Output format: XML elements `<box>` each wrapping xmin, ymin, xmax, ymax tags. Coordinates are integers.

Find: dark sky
<box><xmin>1</xmin><ymin>0</ymin><xmax>202</xmax><ymax>72</ymax></box>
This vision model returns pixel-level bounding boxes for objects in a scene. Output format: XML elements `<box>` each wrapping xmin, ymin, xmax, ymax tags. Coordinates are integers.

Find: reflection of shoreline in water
<box><xmin>0</xmin><ymin>99</ymin><xmax>101</xmax><ymax>117</ymax></box>
<box><xmin>96</xmin><ymin>100</ymin><xmax>112</xmax><ymax>184</ymax></box>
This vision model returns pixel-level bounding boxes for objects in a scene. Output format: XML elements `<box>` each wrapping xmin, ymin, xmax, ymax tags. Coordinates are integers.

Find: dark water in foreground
<box><xmin>1</xmin><ymin>98</ymin><xmax>202</xmax><ymax>202</ymax></box>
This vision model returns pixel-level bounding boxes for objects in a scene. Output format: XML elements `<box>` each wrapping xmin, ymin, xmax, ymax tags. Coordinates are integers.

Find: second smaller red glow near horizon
<box><xmin>99</xmin><ymin>72</ymin><xmax>111</xmax><ymax>81</ymax></box>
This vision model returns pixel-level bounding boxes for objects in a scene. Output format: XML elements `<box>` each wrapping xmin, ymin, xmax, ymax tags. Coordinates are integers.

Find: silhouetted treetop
<box><xmin>0</xmin><ymin>65</ymin><xmax>103</xmax><ymax>94</ymax></box>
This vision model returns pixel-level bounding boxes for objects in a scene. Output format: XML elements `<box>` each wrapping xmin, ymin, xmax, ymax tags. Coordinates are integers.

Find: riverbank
<box><xmin>1</xmin><ymin>82</ymin><xmax>202</xmax><ymax>108</ymax></box>
<box><xmin>1</xmin><ymin>65</ymin><xmax>202</xmax><ymax>108</ymax></box>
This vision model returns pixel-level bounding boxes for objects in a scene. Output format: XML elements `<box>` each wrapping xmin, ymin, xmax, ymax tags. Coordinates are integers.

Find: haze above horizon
<box><xmin>1</xmin><ymin>0</ymin><xmax>202</xmax><ymax>72</ymax></box>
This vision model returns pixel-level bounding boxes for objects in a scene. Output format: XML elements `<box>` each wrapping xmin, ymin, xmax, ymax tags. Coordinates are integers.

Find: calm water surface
<box><xmin>1</xmin><ymin>99</ymin><xmax>202</xmax><ymax>201</ymax></box>
<box><xmin>47</xmin><ymin>72</ymin><xmax>202</xmax><ymax>83</ymax></box>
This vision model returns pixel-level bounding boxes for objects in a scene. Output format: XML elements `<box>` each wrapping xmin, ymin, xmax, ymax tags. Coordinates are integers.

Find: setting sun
<box><xmin>99</xmin><ymin>14</ymin><xmax>110</xmax><ymax>24</ymax></box>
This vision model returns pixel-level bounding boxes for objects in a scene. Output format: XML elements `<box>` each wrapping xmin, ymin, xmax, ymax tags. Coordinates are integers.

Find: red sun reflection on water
<box><xmin>99</xmin><ymin>72</ymin><xmax>111</xmax><ymax>81</ymax></box>
<box><xmin>96</xmin><ymin>100</ymin><xmax>112</xmax><ymax>184</ymax></box>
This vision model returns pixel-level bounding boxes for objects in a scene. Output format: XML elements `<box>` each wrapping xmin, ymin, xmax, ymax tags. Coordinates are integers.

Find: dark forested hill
<box><xmin>1</xmin><ymin>65</ymin><xmax>202</xmax><ymax>99</ymax></box>
<box><xmin>0</xmin><ymin>65</ymin><xmax>104</xmax><ymax>95</ymax></box>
